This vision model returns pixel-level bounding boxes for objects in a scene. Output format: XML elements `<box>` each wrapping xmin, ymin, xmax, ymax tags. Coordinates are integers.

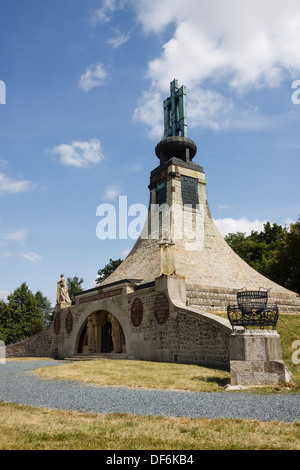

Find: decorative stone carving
<box><xmin>108</xmin><ymin>314</ymin><xmax>122</xmax><ymax>353</ymax></box>
<box><xmin>87</xmin><ymin>317</ymin><xmax>95</xmax><ymax>353</ymax></box>
<box><xmin>131</xmin><ymin>298</ymin><xmax>143</xmax><ymax>327</ymax></box>
<box><xmin>154</xmin><ymin>293</ymin><xmax>169</xmax><ymax>325</ymax></box>
<box><xmin>56</xmin><ymin>274</ymin><xmax>72</xmax><ymax>308</ymax></box>
<box><xmin>65</xmin><ymin>311</ymin><xmax>73</xmax><ymax>334</ymax></box>
<box><xmin>53</xmin><ymin>313</ymin><xmax>61</xmax><ymax>335</ymax></box>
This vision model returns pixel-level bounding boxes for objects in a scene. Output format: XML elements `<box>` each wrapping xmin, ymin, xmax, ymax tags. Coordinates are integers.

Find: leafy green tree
<box><xmin>96</xmin><ymin>258</ymin><xmax>123</xmax><ymax>284</ymax></box>
<box><xmin>67</xmin><ymin>276</ymin><xmax>84</xmax><ymax>303</ymax></box>
<box><xmin>271</xmin><ymin>218</ymin><xmax>300</xmax><ymax>295</ymax></box>
<box><xmin>35</xmin><ymin>291</ymin><xmax>53</xmax><ymax>326</ymax></box>
<box><xmin>0</xmin><ymin>300</ymin><xmax>8</xmax><ymax>344</ymax></box>
<box><xmin>2</xmin><ymin>283</ymin><xmax>45</xmax><ymax>345</ymax></box>
<box><xmin>225</xmin><ymin>219</ymin><xmax>300</xmax><ymax>295</ymax></box>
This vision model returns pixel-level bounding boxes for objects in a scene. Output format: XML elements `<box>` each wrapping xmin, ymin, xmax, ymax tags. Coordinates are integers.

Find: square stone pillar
<box><xmin>229</xmin><ymin>329</ymin><xmax>291</xmax><ymax>387</ymax></box>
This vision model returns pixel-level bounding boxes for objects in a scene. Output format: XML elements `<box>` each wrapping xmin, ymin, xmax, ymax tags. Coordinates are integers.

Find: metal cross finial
<box><xmin>164</xmin><ymin>79</ymin><xmax>187</xmax><ymax>138</ymax></box>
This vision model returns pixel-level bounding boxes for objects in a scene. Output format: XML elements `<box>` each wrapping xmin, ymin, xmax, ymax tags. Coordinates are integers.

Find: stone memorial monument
<box><xmin>6</xmin><ymin>80</ymin><xmax>300</xmax><ymax>387</ymax></box>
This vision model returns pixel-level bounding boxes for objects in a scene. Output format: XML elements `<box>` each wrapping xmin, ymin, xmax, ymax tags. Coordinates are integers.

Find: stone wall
<box><xmin>186</xmin><ymin>284</ymin><xmax>300</xmax><ymax>314</ymax></box>
<box><xmin>6</xmin><ymin>327</ymin><xmax>57</xmax><ymax>358</ymax></box>
<box><xmin>5</xmin><ymin>275</ymin><xmax>232</xmax><ymax>366</ymax></box>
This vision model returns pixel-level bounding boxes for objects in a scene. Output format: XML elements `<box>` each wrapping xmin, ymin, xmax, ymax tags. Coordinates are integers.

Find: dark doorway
<box><xmin>77</xmin><ymin>323</ymin><xmax>87</xmax><ymax>354</ymax></box>
<box><xmin>101</xmin><ymin>319</ymin><xmax>113</xmax><ymax>353</ymax></box>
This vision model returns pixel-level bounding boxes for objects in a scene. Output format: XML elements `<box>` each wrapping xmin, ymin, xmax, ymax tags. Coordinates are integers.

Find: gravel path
<box><xmin>0</xmin><ymin>360</ymin><xmax>300</xmax><ymax>423</ymax></box>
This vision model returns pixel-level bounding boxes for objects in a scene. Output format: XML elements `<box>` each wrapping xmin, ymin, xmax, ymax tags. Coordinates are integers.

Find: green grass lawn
<box><xmin>0</xmin><ymin>402</ymin><xmax>299</xmax><ymax>450</ymax></box>
<box><xmin>35</xmin><ymin>314</ymin><xmax>300</xmax><ymax>393</ymax></box>
<box><xmin>1</xmin><ymin>314</ymin><xmax>299</xmax><ymax>450</ymax></box>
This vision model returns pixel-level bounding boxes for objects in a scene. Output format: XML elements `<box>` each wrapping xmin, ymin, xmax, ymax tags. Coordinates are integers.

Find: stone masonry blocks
<box><xmin>229</xmin><ymin>329</ymin><xmax>290</xmax><ymax>386</ymax></box>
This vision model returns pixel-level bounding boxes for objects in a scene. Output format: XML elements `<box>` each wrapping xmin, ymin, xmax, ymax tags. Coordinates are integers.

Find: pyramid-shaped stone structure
<box><xmin>101</xmin><ymin>82</ymin><xmax>300</xmax><ymax>314</ymax></box>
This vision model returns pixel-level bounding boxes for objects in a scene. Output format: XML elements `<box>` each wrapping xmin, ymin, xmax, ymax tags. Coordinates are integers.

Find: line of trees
<box><xmin>225</xmin><ymin>218</ymin><xmax>300</xmax><ymax>295</ymax></box>
<box><xmin>0</xmin><ymin>276</ymin><xmax>85</xmax><ymax>346</ymax></box>
<box><xmin>0</xmin><ymin>283</ymin><xmax>52</xmax><ymax>345</ymax></box>
<box><xmin>1</xmin><ymin>218</ymin><xmax>299</xmax><ymax>346</ymax></box>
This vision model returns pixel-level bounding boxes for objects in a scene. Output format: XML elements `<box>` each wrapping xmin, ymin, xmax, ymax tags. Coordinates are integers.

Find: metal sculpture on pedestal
<box><xmin>227</xmin><ymin>288</ymin><xmax>279</xmax><ymax>330</ymax></box>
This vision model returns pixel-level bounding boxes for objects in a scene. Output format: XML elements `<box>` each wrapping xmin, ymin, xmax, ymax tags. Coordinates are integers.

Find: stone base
<box><xmin>229</xmin><ymin>329</ymin><xmax>291</xmax><ymax>387</ymax></box>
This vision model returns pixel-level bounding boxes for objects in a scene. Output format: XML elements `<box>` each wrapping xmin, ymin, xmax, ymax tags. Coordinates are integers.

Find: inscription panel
<box><xmin>154</xmin><ymin>293</ymin><xmax>169</xmax><ymax>325</ymax></box>
<box><xmin>156</xmin><ymin>178</ymin><xmax>167</xmax><ymax>206</ymax></box>
<box><xmin>181</xmin><ymin>176</ymin><xmax>198</xmax><ymax>208</ymax></box>
<box><xmin>79</xmin><ymin>288</ymin><xmax>122</xmax><ymax>305</ymax></box>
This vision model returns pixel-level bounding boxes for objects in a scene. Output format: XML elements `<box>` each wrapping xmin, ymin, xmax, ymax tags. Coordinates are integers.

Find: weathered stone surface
<box><xmin>100</xmin><ymin>159</ymin><xmax>300</xmax><ymax>314</ymax></box>
<box><xmin>229</xmin><ymin>330</ymin><xmax>290</xmax><ymax>386</ymax></box>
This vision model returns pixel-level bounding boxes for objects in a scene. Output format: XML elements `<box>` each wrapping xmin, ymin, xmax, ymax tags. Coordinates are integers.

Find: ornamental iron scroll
<box><xmin>227</xmin><ymin>288</ymin><xmax>279</xmax><ymax>330</ymax></box>
<box><xmin>131</xmin><ymin>298</ymin><xmax>143</xmax><ymax>327</ymax></box>
<box><xmin>154</xmin><ymin>293</ymin><xmax>169</xmax><ymax>325</ymax></box>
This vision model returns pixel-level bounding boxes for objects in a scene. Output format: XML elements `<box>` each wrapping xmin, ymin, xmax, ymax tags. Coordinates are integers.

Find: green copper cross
<box><xmin>164</xmin><ymin>79</ymin><xmax>187</xmax><ymax>138</ymax></box>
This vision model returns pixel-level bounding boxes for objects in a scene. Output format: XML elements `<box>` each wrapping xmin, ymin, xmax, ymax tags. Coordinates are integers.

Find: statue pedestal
<box><xmin>55</xmin><ymin>302</ymin><xmax>71</xmax><ymax>313</ymax></box>
<box><xmin>229</xmin><ymin>329</ymin><xmax>291</xmax><ymax>387</ymax></box>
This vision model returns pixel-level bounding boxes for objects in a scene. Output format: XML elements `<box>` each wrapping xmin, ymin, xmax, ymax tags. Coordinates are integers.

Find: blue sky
<box><xmin>0</xmin><ymin>0</ymin><xmax>300</xmax><ymax>304</ymax></box>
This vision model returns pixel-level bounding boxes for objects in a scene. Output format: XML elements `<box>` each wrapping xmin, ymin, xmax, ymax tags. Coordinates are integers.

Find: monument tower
<box><xmin>6</xmin><ymin>80</ymin><xmax>299</xmax><ymax>386</ymax></box>
<box><xmin>101</xmin><ymin>79</ymin><xmax>300</xmax><ymax>314</ymax></box>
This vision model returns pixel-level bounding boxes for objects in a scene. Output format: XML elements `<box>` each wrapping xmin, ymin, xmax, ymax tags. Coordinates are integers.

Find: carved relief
<box><xmin>131</xmin><ymin>298</ymin><xmax>143</xmax><ymax>327</ymax></box>
<box><xmin>154</xmin><ymin>293</ymin><xmax>169</xmax><ymax>325</ymax></box>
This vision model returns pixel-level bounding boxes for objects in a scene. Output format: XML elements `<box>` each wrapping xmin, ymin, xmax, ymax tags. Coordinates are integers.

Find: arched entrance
<box><xmin>77</xmin><ymin>311</ymin><xmax>126</xmax><ymax>354</ymax></box>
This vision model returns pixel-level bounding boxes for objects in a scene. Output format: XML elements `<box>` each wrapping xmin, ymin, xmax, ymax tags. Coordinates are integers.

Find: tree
<box><xmin>67</xmin><ymin>276</ymin><xmax>84</xmax><ymax>303</ymax></box>
<box><xmin>96</xmin><ymin>258</ymin><xmax>123</xmax><ymax>284</ymax></box>
<box><xmin>35</xmin><ymin>291</ymin><xmax>53</xmax><ymax>326</ymax></box>
<box><xmin>0</xmin><ymin>300</ymin><xmax>8</xmax><ymax>344</ymax></box>
<box><xmin>271</xmin><ymin>218</ymin><xmax>300</xmax><ymax>295</ymax></box>
<box><xmin>1</xmin><ymin>283</ymin><xmax>45</xmax><ymax>345</ymax></box>
<box><xmin>225</xmin><ymin>219</ymin><xmax>300</xmax><ymax>295</ymax></box>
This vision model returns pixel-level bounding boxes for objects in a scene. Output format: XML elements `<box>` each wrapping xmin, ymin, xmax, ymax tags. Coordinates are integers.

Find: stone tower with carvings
<box><xmin>101</xmin><ymin>79</ymin><xmax>300</xmax><ymax>313</ymax></box>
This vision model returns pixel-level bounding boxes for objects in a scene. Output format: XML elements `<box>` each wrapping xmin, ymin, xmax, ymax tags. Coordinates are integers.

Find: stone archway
<box><xmin>77</xmin><ymin>311</ymin><xmax>126</xmax><ymax>354</ymax></box>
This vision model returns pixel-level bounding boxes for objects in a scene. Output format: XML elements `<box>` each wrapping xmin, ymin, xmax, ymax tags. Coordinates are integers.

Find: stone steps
<box><xmin>63</xmin><ymin>353</ymin><xmax>134</xmax><ymax>362</ymax></box>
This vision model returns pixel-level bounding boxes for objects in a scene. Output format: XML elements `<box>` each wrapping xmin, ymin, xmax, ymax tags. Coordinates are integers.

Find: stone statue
<box><xmin>108</xmin><ymin>314</ymin><xmax>122</xmax><ymax>353</ymax></box>
<box><xmin>56</xmin><ymin>274</ymin><xmax>72</xmax><ymax>307</ymax></box>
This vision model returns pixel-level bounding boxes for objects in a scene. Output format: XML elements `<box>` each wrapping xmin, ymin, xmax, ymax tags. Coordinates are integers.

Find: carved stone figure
<box><xmin>56</xmin><ymin>274</ymin><xmax>72</xmax><ymax>307</ymax></box>
<box><xmin>108</xmin><ymin>314</ymin><xmax>122</xmax><ymax>353</ymax></box>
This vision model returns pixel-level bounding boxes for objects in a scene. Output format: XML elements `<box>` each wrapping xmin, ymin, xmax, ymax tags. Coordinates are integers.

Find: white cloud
<box><xmin>1</xmin><ymin>251</ymin><xmax>11</xmax><ymax>258</ymax></box>
<box><xmin>133</xmin><ymin>89</ymin><xmax>164</xmax><ymax>139</ymax></box>
<box><xmin>52</xmin><ymin>139</ymin><xmax>104</xmax><ymax>168</ymax></box>
<box><xmin>0</xmin><ymin>229</ymin><xmax>28</xmax><ymax>243</ymax></box>
<box><xmin>21</xmin><ymin>252</ymin><xmax>41</xmax><ymax>262</ymax></box>
<box><xmin>79</xmin><ymin>63</ymin><xmax>108</xmax><ymax>91</ymax></box>
<box><xmin>0</xmin><ymin>173</ymin><xmax>35</xmax><ymax>195</ymax></box>
<box><xmin>91</xmin><ymin>0</ymin><xmax>125</xmax><ymax>25</ymax></box>
<box><xmin>103</xmin><ymin>184</ymin><xmax>122</xmax><ymax>201</ymax></box>
<box><xmin>133</xmin><ymin>0</ymin><xmax>300</xmax><ymax>89</ymax></box>
<box><xmin>131</xmin><ymin>0</ymin><xmax>300</xmax><ymax>135</ymax></box>
<box><xmin>107</xmin><ymin>28</ymin><xmax>131</xmax><ymax>48</ymax></box>
<box><xmin>0</xmin><ymin>290</ymin><xmax>10</xmax><ymax>301</ymax></box>
<box><xmin>214</xmin><ymin>217</ymin><xmax>268</xmax><ymax>237</ymax></box>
